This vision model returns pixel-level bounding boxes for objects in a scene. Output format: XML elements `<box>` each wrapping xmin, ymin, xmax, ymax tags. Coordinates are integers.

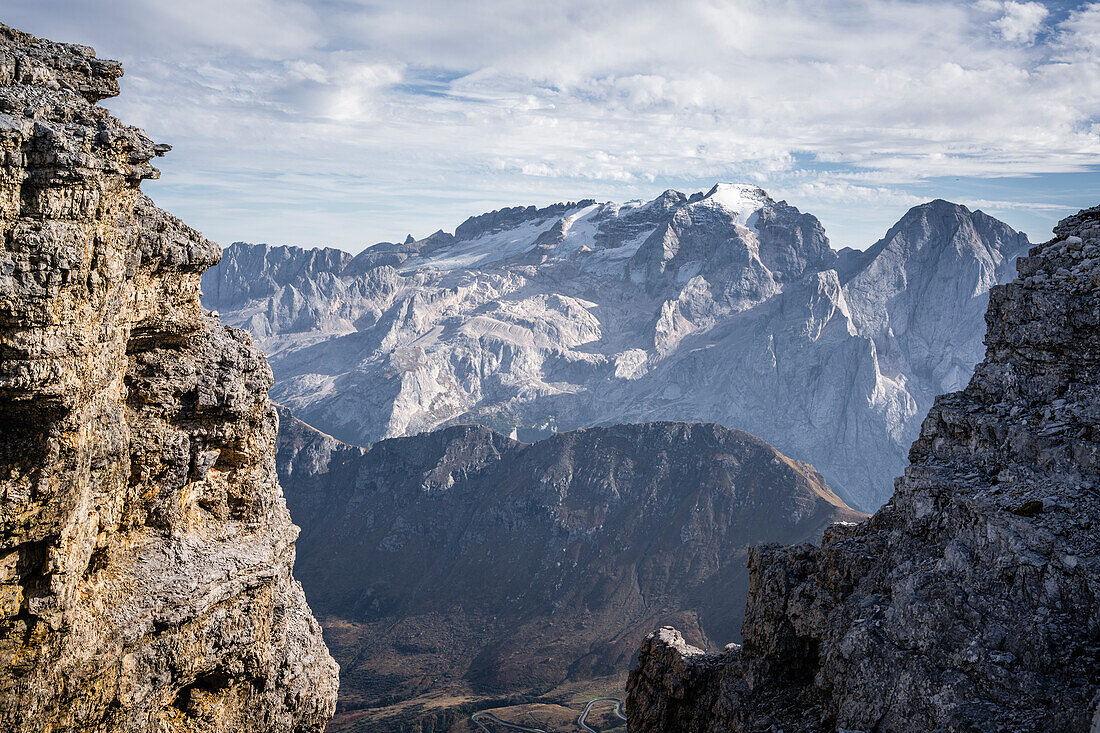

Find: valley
<box><xmin>324</xmin><ymin>673</ymin><xmax>628</xmax><ymax>732</ymax></box>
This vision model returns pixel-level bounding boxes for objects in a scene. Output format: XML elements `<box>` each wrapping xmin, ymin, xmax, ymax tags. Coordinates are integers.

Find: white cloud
<box><xmin>4</xmin><ymin>0</ymin><xmax>1098</xmax><ymax>251</ymax></box>
<box><xmin>1053</xmin><ymin>3</ymin><xmax>1100</xmax><ymax>57</ymax></box>
<box><xmin>978</xmin><ymin>1</ymin><xmax>1049</xmax><ymax>44</ymax></box>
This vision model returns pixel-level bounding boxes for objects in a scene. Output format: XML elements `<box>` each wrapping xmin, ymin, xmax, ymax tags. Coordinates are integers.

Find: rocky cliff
<box><xmin>204</xmin><ymin>186</ymin><xmax>1028</xmax><ymax>510</ymax></box>
<box><xmin>0</xmin><ymin>23</ymin><xmax>337</xmax><ymax>731</ymax></box>
<box><xmin>275</xmin><ymin>408</ymin><xmax>863</xmax><ymax>726</ymax></box>
<box><xmin>626</xmin><ymin>207</ymin><xmax>1100</xmax><ymax>731</ymax></box>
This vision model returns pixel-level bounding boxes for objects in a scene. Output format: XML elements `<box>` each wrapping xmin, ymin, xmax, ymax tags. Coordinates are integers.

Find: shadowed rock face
<box><xmin>0</xmin><ymin>23</ymin><xmax>337</xmax><ymax>731</ymax></box>
<box><xmin>626</xmin><ymin>207</ymin><xmax>1100</xmax><ymax>731</ymax></box>
<box><xmin>275</xmin><ymin>410</ymin><xmax>864</xmax><ymax>715</ymax></box>
<box><xmin>205</xmin><ymin>184</ymin><xmax>1028</xmax><ymax>511</ymax></box>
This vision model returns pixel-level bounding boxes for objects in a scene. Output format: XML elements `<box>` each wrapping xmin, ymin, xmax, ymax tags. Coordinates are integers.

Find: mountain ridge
<box><xmin>274</xmin><ymin>405</ymin><xmax>864</xmax><ymax>728</ymax></box>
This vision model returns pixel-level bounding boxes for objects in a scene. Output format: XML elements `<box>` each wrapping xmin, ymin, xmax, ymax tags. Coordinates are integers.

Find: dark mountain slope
<box><xmin>276</xmin><ymin>408</ymin><xmax>863</xmax><ymax>722</ymax></box>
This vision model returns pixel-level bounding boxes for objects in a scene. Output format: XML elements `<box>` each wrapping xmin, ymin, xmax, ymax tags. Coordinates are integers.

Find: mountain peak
<box><xmin>698</xmin><ymin>183</ymin><xmax>773</xmax><ymax>227</ymax></box>
<box><xmin>903</xmin><ymin>198</ymin><xmax>973</xmax><ymax>219</ymax></box>
<box><xmin>705</xmin><ymin>182</ymin><xmax>769</xmax><ymax>199</ymax></box>
<box><xmin>864</xmin><ymin>198</ymin><xmax>1027</xmax><ymax>264</ymax></box>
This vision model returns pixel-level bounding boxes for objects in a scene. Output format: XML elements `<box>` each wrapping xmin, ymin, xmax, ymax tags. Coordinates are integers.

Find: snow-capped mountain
<box><xmin>202</xmin><ymin>184</ymin><xmax>1029</xmax><ymax>509</ymax></box>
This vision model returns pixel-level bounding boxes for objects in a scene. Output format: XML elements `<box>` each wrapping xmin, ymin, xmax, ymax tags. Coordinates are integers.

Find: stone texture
<box><xmin>626</xmin><ymin>207</ymin><xmax>1100</xmax><ymax>731</ymax></box>
<box><xmin>0</xmin><ymin>23</ymin><xmax>337</xmax><ymax>732</ymax></box>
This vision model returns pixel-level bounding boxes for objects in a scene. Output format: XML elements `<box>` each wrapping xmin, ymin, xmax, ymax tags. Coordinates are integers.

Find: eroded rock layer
<box><xmin>0</xmin><ymin>23</ymin><xmax>337</xmax><ymax>732</ymax></box>
<box><xmin>626</xmin><ymin>207</ymin><xmax>1100</xmax><ymax>731</ymax></box>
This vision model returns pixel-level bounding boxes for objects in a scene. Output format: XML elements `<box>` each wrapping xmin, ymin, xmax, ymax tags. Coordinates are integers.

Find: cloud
<box><xmin>978</xmin><ymin>1</ymin><xmax>1049</xmax><ymax>44</ymax></box>
<box><xmin>4</xmin><ymin>0</ymin><xmax>1098</xmax><ymax>251</ymax></box>
<box><xmin>985</xmin><ymin>0</ymin><xmax>1051</xmax><ymax>43</ymax></box>
<box><xmin>1054</xmin><ymin>2</ymin><xmax>1100</xmax><ymax>56</ymax></box>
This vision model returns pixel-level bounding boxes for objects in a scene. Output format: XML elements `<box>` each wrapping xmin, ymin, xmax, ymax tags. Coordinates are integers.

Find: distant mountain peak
<box><xmin>452</xmin><ymin>199</ymin><xmax>597</xmax><ymax>241</ymax></box>
<box><xmin>864</xmin><ymin>197</ymin><xmax>1028</xmax><ymax>264</ymax></box>
<box><xmin>697</xmin><ymin>183</ymin><xmax>773</xmax><ymax>230</ymax></box>
<box><xmin>704</xmin><ymin>181</ymin><xmax>770</xmax><ymax>202</ymax></box>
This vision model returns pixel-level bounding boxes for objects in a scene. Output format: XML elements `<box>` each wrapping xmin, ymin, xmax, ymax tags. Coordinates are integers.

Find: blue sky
<box><xmin>7</xmin><ymin>0</ymin><xmax>1100</xmax><ymax>251</ymax></box>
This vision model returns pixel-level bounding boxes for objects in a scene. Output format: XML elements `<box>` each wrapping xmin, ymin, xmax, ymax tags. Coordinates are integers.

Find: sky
<box><xmin>6</xmin><ymin>0</ymin><xmax>1100</xmax><ymax>252</ymax></box>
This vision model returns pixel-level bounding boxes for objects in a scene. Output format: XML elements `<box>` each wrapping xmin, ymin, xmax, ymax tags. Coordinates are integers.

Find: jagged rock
<box><xmin>204</xmin><ymin>185</ymin><xmax>1028</xmax><ymax>510</ymax></box>
<box><xmin>275</xmin><ymin>409</ymin><xmax>863</xmax><ymax>719</ymax></box>
<box><xmin>0</xmin><ymin>23</ymin><xmax>337</xmax><ymax>732</ymax></box>
<box><xmin>625</xmin><ymin>207</ymin><xmax>1100</xmax><ymax>731</ymax></box>
<box><xmin>454</xmin><ymin>200</ymin><xmax>598</xmax><ymax>241</ymax></box>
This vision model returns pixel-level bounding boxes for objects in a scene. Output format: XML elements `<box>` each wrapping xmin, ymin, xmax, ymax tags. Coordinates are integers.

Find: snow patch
<box><xmin>697</xmin><ymin>183</ymin><xmax>771</xmax><ymax>233</ymax></box>
<box><xmin>614</xmin><ymin>349</ymin><xmax>649</xmax><ymax>380</ymax></box>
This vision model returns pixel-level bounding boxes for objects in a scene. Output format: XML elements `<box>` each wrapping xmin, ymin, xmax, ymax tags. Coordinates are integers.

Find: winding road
<box><xmin>469</xmin><ymin>697</ymin><xmax>626</xmax><ymax>732</ymax></box>
<box><xmin>577</xmin><ymin>698</ymin><xmax>627</xmax><ymax>732</ymax></box>
<box><xmin>471</xmin><ymin>711</ymin><xmax>548</xmax><ymax>733</ymax></box>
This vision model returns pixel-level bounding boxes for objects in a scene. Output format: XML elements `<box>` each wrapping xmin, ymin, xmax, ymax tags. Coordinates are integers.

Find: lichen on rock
<box><xmin>0</xmin><ymin>22</ymin><xmax>337</xmax><ymax>731</ymax></box>
<box><xmin>626</xmin><ymin>206</ymin><xmax>1100</xmax><ymax>731</ymax></box>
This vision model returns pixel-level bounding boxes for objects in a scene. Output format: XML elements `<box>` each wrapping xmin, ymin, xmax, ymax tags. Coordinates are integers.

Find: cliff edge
<box><xmin>626</xmin><ymin>206</ymin><xmax>1100</xmax><ymax>731</ymax></box>
<box><xmin>0</xmin><ymin>23</ymin><xmax>338</xmax><ymax>731</ymax></box>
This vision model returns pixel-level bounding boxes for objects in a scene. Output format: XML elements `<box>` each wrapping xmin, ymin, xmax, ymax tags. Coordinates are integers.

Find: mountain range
<box><xmin>203</xmin><ymin>185</ymin><xmax>1029</xmax><ymax>509</ymax></box>
<box><xmin>5</xmin><ymin>17</ymin><xmax>1095</xmax><ymax>733</ymax></box>
<box><xmin>275</xmin><ymin>407</ymin><xmax>863</xmax><ymax>729</ymax></box>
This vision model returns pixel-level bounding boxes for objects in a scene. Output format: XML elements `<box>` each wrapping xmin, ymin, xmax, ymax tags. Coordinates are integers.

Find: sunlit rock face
<box><xmin>626</xmin><ymin>206</ymin><xmax>1100</xmax><ymax>732</ymax></box>
<box><xmin>206</xmin><ymin>183</ymin><xmax>1027</xmax><ymax>510</ymax></box>
<box><xmin>0</xmin><ymin>23</ymin><xmax>337</xmax><ymax>732</ymax></box>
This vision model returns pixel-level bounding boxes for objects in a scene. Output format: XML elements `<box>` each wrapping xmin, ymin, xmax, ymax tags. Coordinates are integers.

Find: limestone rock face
<box><xmin>625</xmin><ymin>207</ymin><xmax>1100</xmax><ymax>731</ymax></box>
<box><xmin>0</xmin><ymin>23</ymin><xmax>337</xmax><ymax>732</ymax></box>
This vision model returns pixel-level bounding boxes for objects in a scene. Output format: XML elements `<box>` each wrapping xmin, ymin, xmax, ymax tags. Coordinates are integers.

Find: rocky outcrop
<box><xmin>275</xmin><ymin>408</ymin><xmax>863</xmax><ymax>720</ymax></box>
<box><xmin>0</xmin><ymin>23</ymin><xmax>337</xmax><ymax>732</ymax></box>
<box><xmin>203</xmin><ymin>184</ymin><xmax>1028</xmax><ymax>510</ymax></box>
<box><xmin>626</xmin><ymin>207</ymin><xmax>1100</xmax><ymax>731</ymax></box>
